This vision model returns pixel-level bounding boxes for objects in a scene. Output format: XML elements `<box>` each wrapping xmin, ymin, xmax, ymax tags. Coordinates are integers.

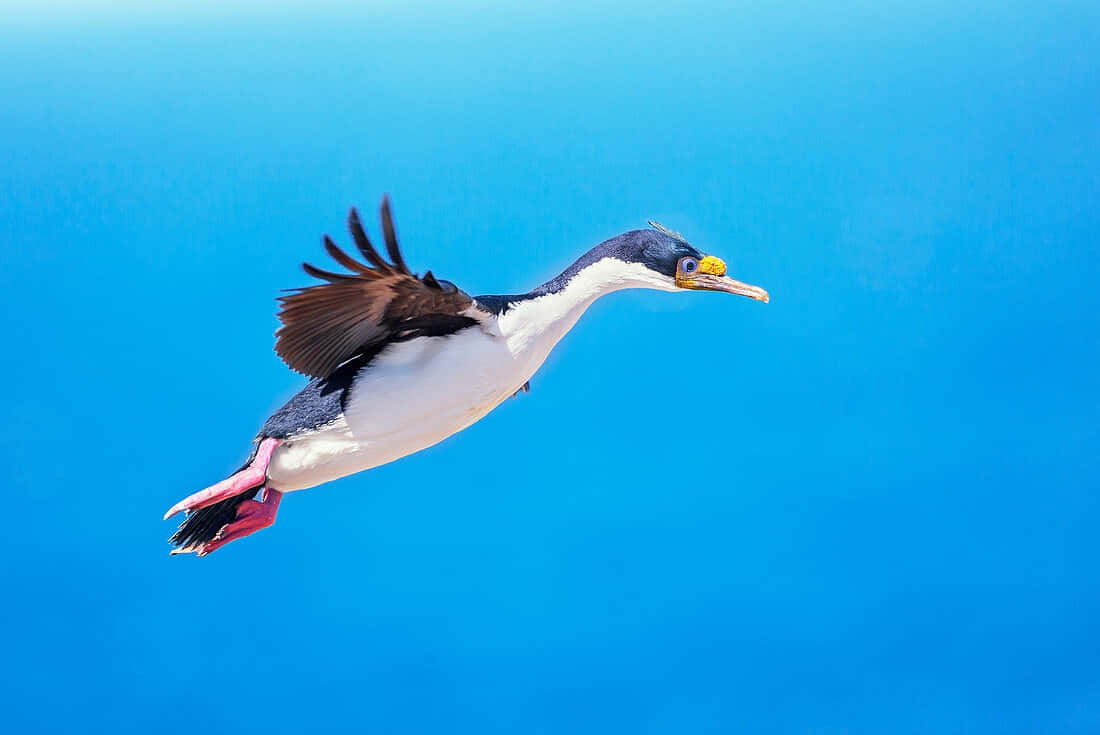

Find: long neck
<box><xmin>491</xmin><ymin>257</ymin><xmax>673</xmax><ymax>357</ymax></box>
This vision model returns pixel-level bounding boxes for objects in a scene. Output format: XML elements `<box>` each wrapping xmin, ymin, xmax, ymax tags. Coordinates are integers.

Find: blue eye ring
<box><xmin>680</xmin><ymin>257</ymin><xmax>698</xmax><ymax>274</ymax></box>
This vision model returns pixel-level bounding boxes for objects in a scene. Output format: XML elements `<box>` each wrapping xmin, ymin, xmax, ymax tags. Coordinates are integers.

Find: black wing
<box><xmin>275</xmin><ymin>196</ymin><xmax>477</xmax><ymax>378</ymax></box>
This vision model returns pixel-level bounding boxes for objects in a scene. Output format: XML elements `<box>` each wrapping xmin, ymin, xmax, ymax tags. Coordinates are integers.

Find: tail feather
<box><xmin>169</xmin><ymin>486</ymin><xmax>262</xmax><ymax>553</ymax></box>
<box><xmin>168</xmin><ymin>444</ymin><xmax>265</xmax><ymax>554</ymax></box>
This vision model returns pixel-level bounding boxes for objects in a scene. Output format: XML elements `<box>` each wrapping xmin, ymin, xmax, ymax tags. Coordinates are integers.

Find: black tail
<box><xmin>168</xmin><ymin>486</ymin><xmax>262</xmax><ymax>553</ymax></box>
<box><xmin>168</xmin><ymin>445</ymin><xmax>264</xmax><ymax>554</ymax></box>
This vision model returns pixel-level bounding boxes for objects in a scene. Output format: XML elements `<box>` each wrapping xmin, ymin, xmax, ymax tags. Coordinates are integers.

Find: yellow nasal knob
<box><xmin>698</xmin><ymin>256</ymin><xmax>727</xmax><ymax>276</ymax></box>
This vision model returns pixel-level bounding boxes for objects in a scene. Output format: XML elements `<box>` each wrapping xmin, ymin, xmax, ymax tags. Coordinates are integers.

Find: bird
<box><xmin>165</xmin><ymin>196</ymin><xmax>769</xmax><ymax>555</ymax></box>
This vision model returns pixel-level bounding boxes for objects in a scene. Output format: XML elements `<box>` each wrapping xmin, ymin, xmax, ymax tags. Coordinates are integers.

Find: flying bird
<box><xmin>165</xmin><ymin>196</ymin><xmax>769</xmax><ymax>555</ymax></box>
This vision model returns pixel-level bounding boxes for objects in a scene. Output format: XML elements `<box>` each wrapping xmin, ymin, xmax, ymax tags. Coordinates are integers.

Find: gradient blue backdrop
<box><xmin>2</xmin><ymin>2</ymin><xmax>1098</xmax><ymax>732</ymax></box>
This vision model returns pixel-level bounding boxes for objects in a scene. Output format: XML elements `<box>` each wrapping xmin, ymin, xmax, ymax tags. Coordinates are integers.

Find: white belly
<box><xmin>262</xmin><ymin>255</ymin><xmax>680</xmax><ymax>493</ymax></box>
<box><xmin>265</xmin><ymin>327</ymin><xmax>544</xmax><ymax>492</ymax></box>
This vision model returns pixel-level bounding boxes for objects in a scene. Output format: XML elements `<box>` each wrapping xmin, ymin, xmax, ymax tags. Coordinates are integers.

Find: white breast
<box><xmin>265</xmin><ymin>325</ymin><xmax>549</xmax><ymax>492</ymax></box>
<box><xmin>264</xmin><ymin>256</ymin><xmax>673</xmax><ymax>493</ymax></box>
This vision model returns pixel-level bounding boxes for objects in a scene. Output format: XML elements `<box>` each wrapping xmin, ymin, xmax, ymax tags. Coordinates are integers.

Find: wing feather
<box><xmin>347</xmin><ymin>207</ymin><xmax>393</xmax><ymax>273</ymax></box>
<box><xmin>322</xmin><ymin>236</ymin><xmax>373</xmax><ymax>275</ymax></box>
<box><xmin>379</xmin><ymin>196</ymin><xmax>411</xmax><ymax>274</ymax></box>
<box><xmin>422</xmin><ymin>270</ymin><xmax>441</xmax><ymax>289</ymax></box>
<box><xmin>274</xmin><ymin>197</ymin><xmax>477</xmax><ymax>378</ymax></box>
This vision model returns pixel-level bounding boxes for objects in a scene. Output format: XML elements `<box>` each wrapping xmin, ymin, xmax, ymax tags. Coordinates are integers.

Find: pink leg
<box><xmin>192</xmin><ymin>487</ymin><xmax>283</xmax><ymax>556</ymax></box>
<box><xmin>163</xmin><ymin>437</ymin><xmax>281</xmax><ymax>520</ymax></box>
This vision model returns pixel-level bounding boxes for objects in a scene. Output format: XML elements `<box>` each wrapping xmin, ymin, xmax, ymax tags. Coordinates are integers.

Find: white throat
<box><xmin>493</xmin><ymin>257</ymin><xmax>677</xmax><ymax>358</ymax></box>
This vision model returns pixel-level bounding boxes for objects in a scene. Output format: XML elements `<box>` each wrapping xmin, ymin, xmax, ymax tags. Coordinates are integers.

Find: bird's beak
<box><xmin>676</xmin><ymin>256</ymin><xmax>770</xmax><ymax>303</ymax></box>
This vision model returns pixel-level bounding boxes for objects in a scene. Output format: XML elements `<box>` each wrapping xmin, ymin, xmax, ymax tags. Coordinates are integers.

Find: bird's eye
<box><xmin>680</xmin><ymin>257</ymin><xmax>698</xmax><ymax>274</ymax></box>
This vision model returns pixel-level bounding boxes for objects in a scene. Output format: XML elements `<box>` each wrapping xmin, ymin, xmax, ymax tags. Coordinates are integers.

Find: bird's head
<box><xmin>616</xmin><ymin>222</ymin><xmax>770</xmax><ymax>302</ymax></box>
<box><xmin>514</xmin><ymin>221</ymin><xmax>770</xmax><ymax>312</ymax></box>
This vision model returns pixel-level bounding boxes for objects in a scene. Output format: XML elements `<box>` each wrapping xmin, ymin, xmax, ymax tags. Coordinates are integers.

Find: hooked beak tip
<box><xmin>715</xmin><ymin>277</ymin><xmax>770</xmax><ymax>303</ymax></box>
<box><xmin>676</xmin><ymin>272</ymin><xmax>769</xmax><ymax>302</ymax></box>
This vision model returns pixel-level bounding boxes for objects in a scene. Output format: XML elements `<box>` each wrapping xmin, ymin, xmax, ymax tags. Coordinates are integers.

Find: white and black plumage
<box><xmin>166</xmin><ymin>196</ymin><xmax>769</xmax><ymax>555</ymax></box>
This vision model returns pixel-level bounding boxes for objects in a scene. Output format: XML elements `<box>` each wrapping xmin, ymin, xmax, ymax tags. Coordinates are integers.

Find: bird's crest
<box><xmin>647</xmin><ymin>220</ymin><xmax>690</xmax><ymax>245</ymax></box>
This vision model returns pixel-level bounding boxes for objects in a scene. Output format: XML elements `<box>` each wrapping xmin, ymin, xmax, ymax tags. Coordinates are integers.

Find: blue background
<box><xmin>2</xmin><ymin>1</ymin><xmax>1098</xmax><ymax>732</ymax></box>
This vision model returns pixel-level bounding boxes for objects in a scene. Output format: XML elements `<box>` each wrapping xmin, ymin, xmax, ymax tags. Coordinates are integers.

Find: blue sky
<box><xmin>1</xmin><ymin>2</ymin><xmax>1098</xmax><ymax>733</ymax></box>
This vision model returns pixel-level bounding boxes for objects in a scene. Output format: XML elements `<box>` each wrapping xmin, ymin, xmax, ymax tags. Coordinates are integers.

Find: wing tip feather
<box><xmin>273</xmin><ymin>195</ymin><xmax>472</xmax><ymax>378</ymax></box>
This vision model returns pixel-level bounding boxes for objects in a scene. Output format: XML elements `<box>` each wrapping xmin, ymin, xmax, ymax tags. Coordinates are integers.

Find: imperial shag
<box><xmin>166</xmin><ymin>196</ymin><xmax>769</xmax><ymax>555</ymax></box>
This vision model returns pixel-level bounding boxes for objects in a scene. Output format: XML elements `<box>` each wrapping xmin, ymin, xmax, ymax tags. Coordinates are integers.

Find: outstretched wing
<box><xmin>275</xmin><ymin>196</ymin><xmax>477</xmax><ymax>378</ymax></box>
